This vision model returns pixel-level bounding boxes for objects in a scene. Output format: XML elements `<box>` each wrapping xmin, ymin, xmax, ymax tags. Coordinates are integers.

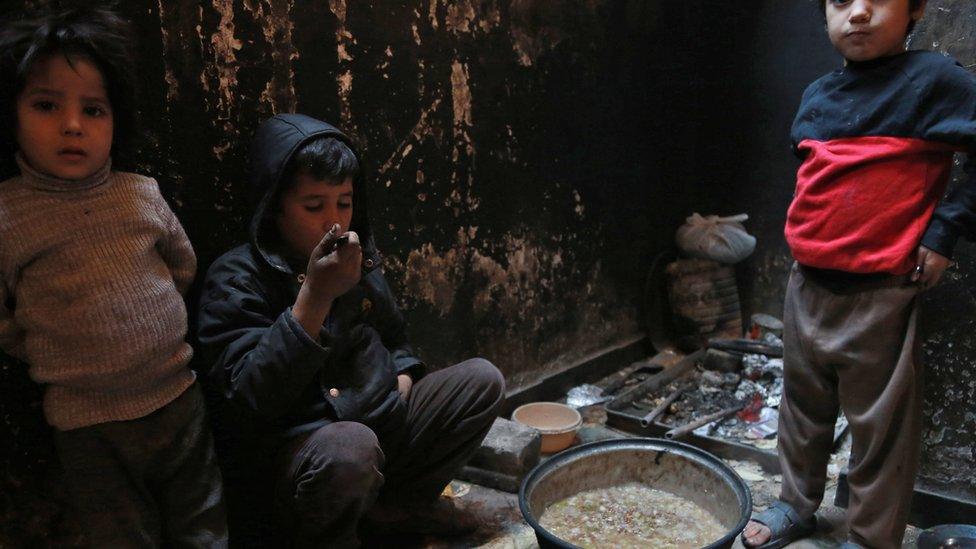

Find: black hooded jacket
<box><xmin>195</xmin><ymin>115</ymin><xmax>424</xmax><ymax>474</ymax></box>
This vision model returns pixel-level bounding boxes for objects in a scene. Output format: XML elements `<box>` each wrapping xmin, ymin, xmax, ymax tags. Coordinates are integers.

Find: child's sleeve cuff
<box><xmin>920</xmin><ymin>218</ymin><xmax>958</xmax><ymax>260</ymax></box>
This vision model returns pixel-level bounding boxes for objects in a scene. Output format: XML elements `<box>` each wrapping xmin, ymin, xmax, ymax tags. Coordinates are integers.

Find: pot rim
<box><xmin>518</xmin><ymin>437</ymin><xmax>753</xmax><ymax>549</ymax></box>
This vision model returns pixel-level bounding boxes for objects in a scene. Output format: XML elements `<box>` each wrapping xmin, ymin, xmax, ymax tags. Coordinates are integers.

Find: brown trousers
<box><xmin>274</xmin><ymin>358</ymin><xmax>505</xmax><ymax>548</ymax></box>
<box><xmin>778</xmin><ymin>264</ymin><xmax>924</xmax><ymax>549</ymax></box>
<box><xmin>54</xmin><ymin>383</ymin><xmax>228</xmax><ymax>548</ymax></box>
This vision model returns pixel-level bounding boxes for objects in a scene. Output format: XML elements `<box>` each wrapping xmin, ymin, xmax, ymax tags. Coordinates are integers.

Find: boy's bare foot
<box><xmin>742</xmin><ymin>520</ymin><xmax>772</xmax><ymax>547</ymax></box>
<box><xmin>739</xmin><ymin>501</ymin><xmax>816</xmax><ymax>548</ymax></box>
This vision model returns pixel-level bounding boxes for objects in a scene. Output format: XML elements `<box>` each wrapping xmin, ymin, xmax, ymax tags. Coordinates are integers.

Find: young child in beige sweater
<box><xmin>0</xmin><ymin>8</ymin><xmax>226</xmax><ymax>547</ymax></box>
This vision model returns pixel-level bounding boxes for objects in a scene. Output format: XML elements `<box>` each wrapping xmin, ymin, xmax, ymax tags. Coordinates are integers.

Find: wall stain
<box><xmin>206</xmin><ymin>0</ymin><xmax>242</xmax><ymax>116</ymax></box>
<box><xmin>473</xmin><ymin>233</ymin><xmax>637</xmax><ymax>387</ymax></box>
<box><xmin>244</xmin><ymin>0</ymin><xmax>299</xmax><ymax>114</ymax></box>
<box><xmin>156</xmin><ymin>1</ymin><xmax>180</xmax><ymax>103</ymax></box>
<box><xmin>401</xmin><ymin>242</ymin><xmax>464</xmax><ymax>315</ymax></box>
<box><xmin>449</xmin><ymin>59</ymin><xmax>477</xmax><ymax>214</ymax></box>
<box><xmin>428</xmin><ymin>0</ymin><xmax>439</xmax><ymax>30</ymax></box>
<box><xmin>203</xmin><ymin>0</ymin><xmax>243</xmax><ymax>159</ymax></box>
<box><xmin>440</xmin><ymin>0</ymin><xmax>501</xmax><ymax>35</ymax></box>
<box><xmin>377</xmin><ymin>97</ymin><xmax>443</xmax><ymax>181</ymax></box>
<box><xmin>445</xmin><ymin>0</ymin><xmax>476</xmax><ymax>34</ymax></box>
<box><xmin>386</xmin><ymin>228</ymin><xmax>638</xmax><ymax>383</ymax></box>
<box><xmin>450</xmin><ymin>60</ymin><xmax>473</xmax><ymax>129</ymax></box>
<box><xmin>481</xmin><ymin>2</ymin><xmax>502</xmax><ymax>33</ymax></box>
<box><xmin>329</xmin><ymin>0</ymin><xmax>357</xmax><ymax>134</ymax></box>
<box><xmin>411</xmin><ymin>19</ymin><xmax>422</xmax><ymax>46</ymax></box>
<box><xmin>337</xmin><ymin>70</ymin><xmax>355</xmax><ymax>134</ymax></box>
<box><xmin>509</xmin><ymin>0</ymin><xmax>605</xmax><ymax>66</ymax></box>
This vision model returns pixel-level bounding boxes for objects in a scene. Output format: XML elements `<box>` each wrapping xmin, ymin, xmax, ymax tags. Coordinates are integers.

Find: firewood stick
<box><xmin>664</xmin><ymin>402</ymin><xmax>745</xmax><ymax>440</ymax></box>
<box><xmin>612</xmin><ymin>349</ymin><xmax>705</xmax><ymax>408</ymax></box>
<box><xmin>640</xmin><ymin>385</ymin><xmax>685</xmax><ymax>427</ymax></box>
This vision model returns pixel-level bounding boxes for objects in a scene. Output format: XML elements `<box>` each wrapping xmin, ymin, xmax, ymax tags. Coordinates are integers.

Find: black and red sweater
<box><xmin>786</xmin><ymin>50</ymin><xmax>976</xmax><ymax>274</ymax></box>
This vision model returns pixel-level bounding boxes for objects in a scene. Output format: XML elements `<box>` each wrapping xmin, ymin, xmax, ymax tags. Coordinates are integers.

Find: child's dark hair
<box><xmin>817</xmin><ymin>0</ymin><xmax>925</xmax><ymax>36</ymax></box>
<box><xmin>0</xmin><ymin>7</ymin><xmax>138</xmax><ymax>170</ymax></box>
<box><xmin>274</xmin><ymin>136</ymin><xmax>360</xmax><ymax>209</ymax></box>
<box><xmin>287</xmin><ymin>136</ymin><xmax>360</xmax><ymax>184</ymax></box>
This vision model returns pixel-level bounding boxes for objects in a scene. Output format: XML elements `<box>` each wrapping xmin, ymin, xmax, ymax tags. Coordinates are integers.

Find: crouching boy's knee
<box><xmin>459</xmin><ymin>357</ymin><xmax>505</xmax><ymax>411</ymax></box>
<box><xmin>288</xmin><ymin>422</ymin><xmax>385</xmax><ymax>503</ymax></box>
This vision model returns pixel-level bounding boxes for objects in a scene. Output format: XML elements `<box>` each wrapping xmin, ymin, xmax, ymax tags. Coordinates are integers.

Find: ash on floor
<box><xmin>407</xmin><ymin>356</ymin><xmax>920</xmax><ymax>548</ymax></box>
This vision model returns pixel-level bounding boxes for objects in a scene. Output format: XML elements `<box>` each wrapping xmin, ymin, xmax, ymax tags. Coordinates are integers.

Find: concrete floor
<box><xmin>399</xmin><ymin>356</ymin><xmax>926</xmax><ymax>548</ymax></box>
<box><xmin>401</xmin><ymin>422</ymin><xmax>922</xmax><ymax>549</ymax></box>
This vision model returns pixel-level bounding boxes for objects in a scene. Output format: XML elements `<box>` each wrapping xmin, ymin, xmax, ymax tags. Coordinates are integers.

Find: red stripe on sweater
<box><xmin>786</xmin><ymin>137</ymin><xmax>961</xmax><ymax>274</ymax></box>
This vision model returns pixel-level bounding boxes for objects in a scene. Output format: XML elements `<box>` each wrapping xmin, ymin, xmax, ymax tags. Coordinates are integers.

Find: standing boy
<box><xmin>742</xmin><ymin>1</ymin><xmax>976</xmax><ymax>548</ymax></box>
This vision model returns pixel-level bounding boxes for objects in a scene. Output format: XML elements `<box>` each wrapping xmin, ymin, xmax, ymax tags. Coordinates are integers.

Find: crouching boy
<box><xmin>196</xmin><ymin>114</ymin><xmax>505</xmax><ymax>547</ymax></box>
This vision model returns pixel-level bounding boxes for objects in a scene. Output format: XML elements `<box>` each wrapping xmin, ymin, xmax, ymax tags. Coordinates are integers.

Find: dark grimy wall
<box><xmin>3</xmin><ymin>0</ymin><xmax>972</xmax><ymax>544</ymax></box>
<box><xmin>709</xmin><ymin>1</ymin><xmax>976</xmax><ymax>503</ymax></box>
<box><xmin>0</xmin><ymin>1</ymin><xmax>728</xmax><ymax>544</ymax></box>
<box><xmin>906</xmin><ymin>0</ymin><xmax>976</xmax><ymax>502</ymax></box>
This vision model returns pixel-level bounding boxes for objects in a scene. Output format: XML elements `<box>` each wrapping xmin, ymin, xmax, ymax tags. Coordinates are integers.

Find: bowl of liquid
<box><xmin>512</xmin><ymin>402</ymin><xmax>582</xmax><ymax>453</ymax></box>
<box><xmin>519</xmin><ymin>438</ymin><xmax>751</xmax><ymax>549</ymax></box>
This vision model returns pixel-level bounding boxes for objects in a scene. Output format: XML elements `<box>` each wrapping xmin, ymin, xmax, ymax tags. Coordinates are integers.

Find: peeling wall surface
<box><xmin>2</xmin><ymin>1</ymin><xmax>972</xmax><ymax>543</ymax></box>
<box><xmin>0</xmin><ymin>0</ymin><xmax>695</xmax><ymax>543</ymax></box>
<box><xmin>694</xmin><ymin>1</ymin><xmax>976</xmax><ymax>504</ymax></box>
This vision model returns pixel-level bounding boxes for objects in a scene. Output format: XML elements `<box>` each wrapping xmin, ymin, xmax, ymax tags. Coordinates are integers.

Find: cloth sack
<box><xmin>675</xmin><ymin>213</ymin><xmax>756</xmax><ymax>264</ymax></box>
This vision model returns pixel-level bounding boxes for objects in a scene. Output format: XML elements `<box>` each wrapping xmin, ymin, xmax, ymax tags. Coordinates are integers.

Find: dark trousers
<box><xmin>777</xmin><ymin>264</ymin><xmax>923</xmax><ymax>549</ymax></box>
<box><xmin>274</xmin><ymin>358</ymin><xmax>505</xmax><ymax>548</ymax></box>
<box><xmin>53</xmin><ymin>382</ymin><xmax>228</xmax><ymax>548</ymax></box>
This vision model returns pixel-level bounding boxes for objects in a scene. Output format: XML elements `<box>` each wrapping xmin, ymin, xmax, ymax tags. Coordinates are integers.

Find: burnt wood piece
<box><xmin>664</xmin><ymin>402</ymin><xmax>746</xmax><ymax>440</ymax></box>
<box><xmin>708</xmin><ymin>338</ymin><xmax>783</xmax><ymax>358</ymax></box>
<box><xmin>609</xmin><ymin>349</ymin><xmax>706</xmax><ymax>409</ymax></box>
<box><xmin>703</xmin><ymin>348</ymin><xmax>744</xmax><ymax>372</ymax></box>
<box><xmin>605</xmin><ymin>348</ymin><xmax>780</xmax><ymax>473</ymax></box>
<box><xmin>602</xmin><ymin>363</ymin><xmax>665</xmax><ymax>396</ymax></box>
<box><xmin>639</xmin><ymin>385</ymin><xmax>686</xmax><ymax>427</ymax></box>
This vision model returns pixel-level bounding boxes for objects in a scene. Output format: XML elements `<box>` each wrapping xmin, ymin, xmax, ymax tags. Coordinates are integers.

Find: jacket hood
<box><xmin>248</xmin><ymin>113</ymin><xmax>380</xmax><ymax>277</ymax></box>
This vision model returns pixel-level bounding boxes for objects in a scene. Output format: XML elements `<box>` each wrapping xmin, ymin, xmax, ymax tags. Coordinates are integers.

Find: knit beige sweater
<box><xmin>0</xmin><ymin>155</ymin><xmax>196</xmax><ymax>430</ymax></box>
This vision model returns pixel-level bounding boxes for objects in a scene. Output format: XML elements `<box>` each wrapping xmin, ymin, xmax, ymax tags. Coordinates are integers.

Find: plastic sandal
<box><xmin>741</xmin><ymin>500</ymin><xmax>817</xmax><ymax>549</ymax></box>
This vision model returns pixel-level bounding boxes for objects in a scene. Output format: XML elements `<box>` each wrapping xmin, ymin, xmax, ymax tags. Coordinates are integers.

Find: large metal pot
<box><xmin>519</xmin><ymin>438</ymin><xmax>752</xmax><ymax>549</ymax></box>
<box><xmin>918</xmin><ymin>524</ymin><xmax>976</xmax><ymax>549</ymax></box>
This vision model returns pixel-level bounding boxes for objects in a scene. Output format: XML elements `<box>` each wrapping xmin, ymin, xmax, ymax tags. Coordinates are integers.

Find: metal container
<box><xmin>519</xmin><ymin>438</ymin><xmax>752</xmax><ymax>549</ymax></box>
<box><xmin>604</xmin><ymin>351</ymin><xmax>782</xmax><ymax>474</ymax></box>
<box><xmin>918</xmin><ymin>524</ymin><xmax>976</xmax><ymax>549</ymax></box>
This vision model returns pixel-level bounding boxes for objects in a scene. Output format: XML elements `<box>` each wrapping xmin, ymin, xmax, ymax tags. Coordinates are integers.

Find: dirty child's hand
<box><xmin>911</xmin><ymin>246</ymin><xmax>951</xmax><ymax>290</ymax></box>
<box><xmin>293</xmin><ymin>225</ymin><xmax>362</xmax><ymax>338</ymax></box>
<box><xmin>305</xmin><ymin>224</ymin><xmax>362</xmax><ymax>304</ymax></box>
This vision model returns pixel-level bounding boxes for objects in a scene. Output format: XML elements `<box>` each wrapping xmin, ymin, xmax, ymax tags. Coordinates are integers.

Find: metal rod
<box><xmin>640</xmin><ymin>385</ymin><xmax>685</xmax><ymax>427</ymax></box>
<box><xmin>664</xmin><ymin>402</ymin><xmax>745</xmax><ymax>440</ymax></box>
<box><xmin>611</xmin><ymin>349</ymin><xmax>705</xmax><ymax>408</ymax></box>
